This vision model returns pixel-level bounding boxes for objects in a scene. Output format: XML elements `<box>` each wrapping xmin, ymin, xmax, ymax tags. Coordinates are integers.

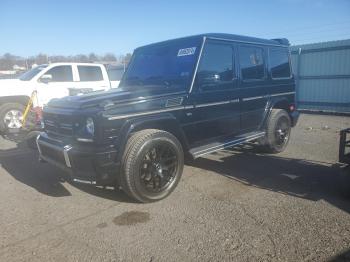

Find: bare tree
<box><xmin>0</xmin><ymin>52</ymin><xmax>130</xmax><ymax>70</ymax></box>
<box><xmin>88</xmin><ymin>53</ymin><xmax>99</xmax><ymax>62</ymax></box>
<box><xmin>102</xmin><ymin>53</ymin><xmax>117</xmax><ymax>62</ymax></box>
<box><xmin>0</xmin><ymin>53</ymin><xmax>16</xmax><ymax>70</ymax></box>
<box><xmin>75</xmin><ymin>54</ymin><xmax>89</xmax><ymax>63</ymax></box>
<box><xmin>35</xmin><ymin>53</ymin><xmax>48</xmax><ymax>64</ymax></box>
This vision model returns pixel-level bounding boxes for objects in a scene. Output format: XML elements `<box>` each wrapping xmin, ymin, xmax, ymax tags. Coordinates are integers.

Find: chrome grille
<box><xmin>44</xmin><ymin>113</ymin><xmax>74</xmax><ymax>137</ymax></box>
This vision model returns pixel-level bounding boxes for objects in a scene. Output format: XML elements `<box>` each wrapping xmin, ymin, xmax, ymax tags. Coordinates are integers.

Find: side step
<box><xmin>189</xmin><ymin>131</ymin><xmax>265</xmax><ymax>159</ymax></box>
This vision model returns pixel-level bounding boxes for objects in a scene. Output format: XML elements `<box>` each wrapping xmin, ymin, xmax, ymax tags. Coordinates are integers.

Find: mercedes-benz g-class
<box><xmin>37</xmin><ymin>33</ymin><xmax>299</xmax><ymax>202</ymax></box>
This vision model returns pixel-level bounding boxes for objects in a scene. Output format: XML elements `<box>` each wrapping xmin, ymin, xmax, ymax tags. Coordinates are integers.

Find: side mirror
<box><xmin>40</xmin><ymin>74</ymin><xmax>52</xmax><ymax>83</ymax></box>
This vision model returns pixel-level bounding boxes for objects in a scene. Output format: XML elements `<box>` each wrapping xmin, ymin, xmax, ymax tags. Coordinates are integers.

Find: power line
<box><xmin>291</xmin><ymin>29</ymin><xmax>350</xmax><ymax>40</ymax></box>
<box><xmin>266</xmin><ymin>19</ymin><xmax>350</xmax><ymax>36</ymax></box>
<box><xmin>284</xmin><ymin>26</ymin><xmax>350</xmax><ymax>38</ymax></box>
<box><xmin>291</xmin><ymin>34</ymin><xmax>350</xmax><ymax>44</ymax></box>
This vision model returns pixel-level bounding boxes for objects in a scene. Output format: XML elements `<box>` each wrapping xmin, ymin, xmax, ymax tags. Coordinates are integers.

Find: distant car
<box><xmin>0</xmin><ymin>62</ymin><xmax>123</xmax><ymax>132</ymax></box>
<box><xmin>37</xmin><ymin>33</ymin><xmax>299</xmax><ymax>202</ymax></box>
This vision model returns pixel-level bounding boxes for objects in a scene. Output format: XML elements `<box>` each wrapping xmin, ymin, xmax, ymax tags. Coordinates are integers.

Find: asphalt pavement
<box><xmin>0</xmin><ymin>113</ymin><xmax>349</xmax><ymax>262</ymax></box>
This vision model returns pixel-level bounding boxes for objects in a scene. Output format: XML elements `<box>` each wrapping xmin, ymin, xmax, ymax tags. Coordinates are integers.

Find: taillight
<box><xmin>32</xmin><ymin>107</ymin><xmax>43</xmax><ymax>123</ymax></box>
<box><xmin>289</xmin><ymin>104</ymin><xmax>296</xmax><ymax>112</ymax></box>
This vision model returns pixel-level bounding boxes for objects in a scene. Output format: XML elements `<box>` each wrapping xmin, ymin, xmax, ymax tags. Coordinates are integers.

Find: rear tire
<box><xmin>259</xmin><ymin>109</ymin><xmax>291</xmax><ymax>153</ymax></box>
<box><xmin>0</xmin><ymin>103</ymin><xmax>25</xmax><ymax>133</ymax></box>
<box><xmin>120</xmin><ymin>129</ymin><xmax>184</xmax><ymax>203</ymax></box>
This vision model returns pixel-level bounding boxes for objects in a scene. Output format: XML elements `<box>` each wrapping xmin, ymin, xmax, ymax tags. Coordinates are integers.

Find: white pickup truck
<box><xmin>0</xmin><ymin>62</ymin><xmax>123</xmax><ymax>132</ymax></box>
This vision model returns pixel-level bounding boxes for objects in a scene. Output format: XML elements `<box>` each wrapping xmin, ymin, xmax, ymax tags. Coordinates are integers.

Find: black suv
<box><xmin>37</xmin><ymin>33</ymin><xmax>299</xmax><ymax>202</ymax></box>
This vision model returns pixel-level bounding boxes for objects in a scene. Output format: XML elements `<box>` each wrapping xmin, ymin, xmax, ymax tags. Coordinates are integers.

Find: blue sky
<box><xmin>1</xmin><ymin>0</ymin><xmax>349</xmax><ymax>57</ymax></box>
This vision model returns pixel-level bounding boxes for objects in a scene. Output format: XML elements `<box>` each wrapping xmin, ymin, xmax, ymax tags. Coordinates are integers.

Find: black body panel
<box><xmin>38</xmin><ymin>33</ymin><xmax>299</xmax><ymax>185</ymax></box>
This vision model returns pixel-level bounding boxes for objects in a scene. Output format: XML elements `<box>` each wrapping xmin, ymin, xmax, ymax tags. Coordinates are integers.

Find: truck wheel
<box><xmin>120</xmin><ymin>129</ymin><xmax>184</xmax><ymax>203</ymax></box>
<box><xmin>0</xmin><ymin>103</ymin><xmax>25</xmax><ymax>133</ymax></box>
<box><xmin>260</xmin><ymin>109</ymin><xmax>291</xmax><ymax>153</ymax></box>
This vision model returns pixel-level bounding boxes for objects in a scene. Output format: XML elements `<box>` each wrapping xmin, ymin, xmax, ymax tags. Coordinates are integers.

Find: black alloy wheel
<box><xmin>121</xmin><ymin>129</ymin><xmax>184</xmax><ymax>203</ymax></box>
<box><xmin>260</xmin><ymin>109</ymin><xmax>292</xmax><ymax>153</ymax></box>
<box><xmin>139</xmin><ymin>143</ymin><xmax>179</xmax><ymax>193</ymax></box>
<box><xmin>274</xmin><ymin>116</ymin><xmax>291</xmax><ymax>148</ymax></box>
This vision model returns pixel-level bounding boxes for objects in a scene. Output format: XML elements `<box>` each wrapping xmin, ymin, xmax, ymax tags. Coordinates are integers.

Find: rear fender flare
<box><xmin>0</xmin><ymin>96</ymin><xmax>30</xmax><ymax>107</ymax></box>
<box><xmin>261</xmin><ymin>97</ymin><xmax>290</xmax><ymax>129</ymax></box>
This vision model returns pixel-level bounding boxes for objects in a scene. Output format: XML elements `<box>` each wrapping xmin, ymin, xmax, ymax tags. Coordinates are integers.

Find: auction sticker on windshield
<box><xmin>177</xmin><ymin>47</ymin><xmax>196</xmax><ymax>56</ymax></box>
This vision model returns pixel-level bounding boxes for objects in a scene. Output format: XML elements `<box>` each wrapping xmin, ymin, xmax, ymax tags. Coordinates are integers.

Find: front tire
<box><xmin>259</xmin><ymin>109</ymin><xmax>291</xmax><ymax>153</ymax></box>
<box><xmin>0</xmin><ymin>103</ymin><xmax>25</xmax><ymax>133</ymax></box>
<box><xmin>120</xmin><ymin>129</ymin><xmax>184</xmax><ymax>203</ymax></box>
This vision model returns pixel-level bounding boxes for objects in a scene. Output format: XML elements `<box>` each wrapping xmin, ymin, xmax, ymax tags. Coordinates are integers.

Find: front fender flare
<box><xmin>114</xmin><ymin>113</ymin><xmax>189</xmax><ymax>163</ymax></box>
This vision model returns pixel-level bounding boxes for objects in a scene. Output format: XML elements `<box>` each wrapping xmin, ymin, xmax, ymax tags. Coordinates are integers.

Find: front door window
<box><xmin>43</xmin><ymin>66</ymin><xmax>73</xmax><ymax>82</ymax></box>
<box><xmin>195</xmin><ymin>42</ymin><xmax>235</xmax><ymax>92</ymax></box>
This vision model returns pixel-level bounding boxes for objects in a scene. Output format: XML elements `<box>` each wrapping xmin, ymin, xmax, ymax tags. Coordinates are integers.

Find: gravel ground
<box><xmin>0</xmin><ymin>113</ymin><xmax>350</xmax><ymax>262</ymax></box>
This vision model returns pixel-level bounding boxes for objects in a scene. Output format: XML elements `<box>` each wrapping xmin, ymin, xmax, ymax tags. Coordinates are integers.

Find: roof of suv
<box><xmin>137</xmin><ymin>33</ymin><xmax>290</xmax><ymax>50</ymax></box>
<box><xmin>44</xmin><ymin>62</ymin><xmax>104</xmax><ymax>66</ymax></box>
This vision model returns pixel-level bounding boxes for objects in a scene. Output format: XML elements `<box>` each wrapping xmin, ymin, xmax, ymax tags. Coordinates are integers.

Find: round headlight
<box><xmin>86</xmin><ymin>117</ymin><xmax>95</xmax><ymax>136</ymax></box>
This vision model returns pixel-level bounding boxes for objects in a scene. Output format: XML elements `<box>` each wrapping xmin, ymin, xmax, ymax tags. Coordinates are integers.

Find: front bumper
<box><xmin>36</xmin><ymin>133</ymin><xmax>119</xmax><ymax>185</ymax></box>
<box><xmin>290</xmin><ymin>111</ymin><xmax>300</xmax><ymax>127</ymax></box>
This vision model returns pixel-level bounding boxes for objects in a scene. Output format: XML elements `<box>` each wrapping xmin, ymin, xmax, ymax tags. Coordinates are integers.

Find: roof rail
<box><xmin>271</xmin><ymin>38</ymin><xmax>290</xmax><ymax>46</ymax></box>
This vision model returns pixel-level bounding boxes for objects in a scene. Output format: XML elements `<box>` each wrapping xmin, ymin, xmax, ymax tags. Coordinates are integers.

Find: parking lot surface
<box><xmin>0</xmin><ymin>113</ymin><xmax>350</xmax><ymax>262</ymax></box>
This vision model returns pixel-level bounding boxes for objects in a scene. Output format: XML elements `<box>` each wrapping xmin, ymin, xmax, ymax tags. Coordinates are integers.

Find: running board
<box><xmin>189</xmin><ymin>131</ymin><xmax>265</xmax><ymax>159</ymax></box>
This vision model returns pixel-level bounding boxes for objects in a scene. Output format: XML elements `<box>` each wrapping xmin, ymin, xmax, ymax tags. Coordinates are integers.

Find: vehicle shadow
<box><xmin>0</xmin><ymin>134</ymin><xmax>71</xmax><ymax>197</ymax></box>
<box><xmin>0</xmin><ymin>133</ymin><xmax>134</xmax><ymax>202</ymax></box>
<box><xmin>189</xmin><ymin>144</ymin><xmax>350</xmax><ymax>213</ymax></box>
<box><xmin>1</xmin><ymin>134</ymin><xmax>349</xmax><ymax>208</ymax></box>
<box><xmin>328</xmin><ymin>248</ymin><xmax>350</xmax><ymax>261</ymax></box>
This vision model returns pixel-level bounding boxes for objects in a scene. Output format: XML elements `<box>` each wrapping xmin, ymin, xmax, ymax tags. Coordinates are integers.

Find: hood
<box><xmin>47</xmin><ymin>86</ymin><xmax>185</xmax><ymax>110</ymax></box>
<box><xmin>0</xmin><ymin>78</ymin><xmax>22</xmax><ymax>86</ymax></box>
<box><xmin>0</xmin><ymin>79</ymin><xmax>33</xmax><ymax>96</ymax></box>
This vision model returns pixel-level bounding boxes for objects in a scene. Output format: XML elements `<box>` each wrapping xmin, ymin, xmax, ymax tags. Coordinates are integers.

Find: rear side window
<box><xmin>196</xmin><ymin>42</ymin><xmax>234</xmax><ymax>91</ymax></box>
<box><xmin>78</xmin><ymin>66</ymin><xmax>103</xmax><ymax>81</ymax></box>
<box><xmin>239</xmin><ymin>46</ymin><xmax>265</xmax><ymax>80</ymax></box>
<box><xmin>45</xmin><ymin>66</ymin><xmax>73</xmax><ymax>82</ymax></box>
<box><xmin>107</xmin><ymin>68</ymin><xmax>124</xmax><ymax>81</ymax></box>
<box><xmin>269</xmin><ymin>48</ymin><xmax>291</xmax><ymax>79</ymax></box>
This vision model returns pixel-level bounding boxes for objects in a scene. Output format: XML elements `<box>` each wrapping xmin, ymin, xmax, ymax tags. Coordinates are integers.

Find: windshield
<box><xmin>19</xmin><ymin>65</ymin><xmax>48</xmax><ymax>81</ymax></box>
<box><xmin>120</xmin><ymin>37</ymin><xmax>202</xmax><ymax>90</ymax></box>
